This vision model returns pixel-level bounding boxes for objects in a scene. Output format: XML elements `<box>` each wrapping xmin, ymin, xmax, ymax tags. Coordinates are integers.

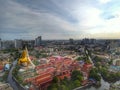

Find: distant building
<box><xmin>81</xmin><ymin>38</ymin><xmax>89</xmax><ymax>44</ymax></box>
<box><xmin>90</xmin><ymin>39</ymin><xmax>96</xmax><ymax>44</ymax></box>
<box><xmin>22</xmin><ymin>40</ymin><xmax>35</xmax><ymax>48</ymax></box>
<box><xmin>109</xmin><ymin>40</ymin><xmax>119</xmax><ymax>50</ymax></box>
<box><xmin>81</xmin><ymin>38</ymin><xmax>96</xmax><ymax>44</ymax></box>
<box><xmin>1</xmin><ymin>40</ymin><xmax>14</xmax><ymax>49</ymax></box>
<box><xmin>116</xmin><ymin>60</ymin><xmax>120</xmax><ymax>66</ymax></box>
<box><xmin>14</xmin><ymin>39</ymin><xmax>23</xmax><ymax>49</ymax></box>
<box><xmin>28</xmin><ymin>40</ymin><xmax>35</xmax><ymax>48</ymax></box>
<box><xmin>35</xmin><ymin>36</ymin><xmax>42</xmax><ymax>47</ymax></box>
<box><xmin>69</xmin><ymin>38</ymin><xmax>74</xmax><ymax>44</ymax></box>
<box><xmin>113</xmin><ymin>59</ymin><xmax>120</xmax><ymax>66</ymax></box>
<box><xmin>0</xmin><ymin>38</ymin><xmax>1</xmax><ymax>49</ymax></box>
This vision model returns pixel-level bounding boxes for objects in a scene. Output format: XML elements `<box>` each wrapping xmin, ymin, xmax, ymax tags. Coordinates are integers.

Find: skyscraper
<box><xmin>35</xmin><ymin>36</ymin><xmax>42</xmax><ymax>47</ymax></box>
<box><xmin>0</xmin><ymin>38</ymin><xmax>1</xmax><ymax>49</ymax></box>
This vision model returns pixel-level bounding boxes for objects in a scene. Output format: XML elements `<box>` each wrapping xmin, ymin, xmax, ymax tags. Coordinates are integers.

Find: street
<box><xmin>7</xmin><ymin>60</ymin><xmax>19</xmax><ymax>90</ymax></box>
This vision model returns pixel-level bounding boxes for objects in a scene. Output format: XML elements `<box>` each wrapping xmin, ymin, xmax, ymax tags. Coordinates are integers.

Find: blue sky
<box><xmin>0</xmin><ymin>0</ymin><xmax>120</xmax><ymax>40</ymax></box>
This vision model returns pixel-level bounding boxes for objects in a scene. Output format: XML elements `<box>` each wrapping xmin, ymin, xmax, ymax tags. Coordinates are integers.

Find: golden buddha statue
<box><xmin>18</xmin><ymin>47</ymin><xmax>35</xmax><ymax>68</ymax></box>
<box><xmin>18</xmin><ymin>50</ymin><xmax>29</xmax><ymax>66</ymax></box>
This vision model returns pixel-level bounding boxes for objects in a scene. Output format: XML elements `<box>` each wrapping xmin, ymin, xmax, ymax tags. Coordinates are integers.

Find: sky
<box><xmin>0</xmin><ymin>0</ymin><xmax>120</xmax><ymax>40</ymax></box>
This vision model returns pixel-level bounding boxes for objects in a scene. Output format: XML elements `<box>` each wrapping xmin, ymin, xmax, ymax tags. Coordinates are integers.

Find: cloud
<box><xmin>0</xmin><ymin>0</ymin><xmax>78</xmax><ymax>40</ymax></box>
<box><xmin>0</xmin><ymin>0</ymin><xmax>120</xmax><ymax>40</ymax></box>
<box><xmin>99</xmin><ymin>0</ymin><xmax>111</xmax><ymax>4</ymax></box>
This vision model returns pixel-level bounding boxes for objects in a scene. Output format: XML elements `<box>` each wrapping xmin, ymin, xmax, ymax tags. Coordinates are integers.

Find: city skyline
<box><xmin>0</xmin><ymin>0</ymin><xmax>120</xmax><ymax>40</ymax></box>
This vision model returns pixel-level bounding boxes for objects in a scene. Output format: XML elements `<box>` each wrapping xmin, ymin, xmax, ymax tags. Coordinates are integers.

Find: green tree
<box><xmin>60</xmin><ymin>84</ymin><xmax>69</xmax><ymax>90</ymax></box>
<box><xmin>73</xmin><ymin>80</ymin><xmax>81</xmax><ymax>87</ymax></box>
<box><xmin>52</xmin><ymin>88</ymin><xmax>58</xmax><ymax>90</ymax></box>
<box><xmin>76</xmin><ymin>75</ymin><xmax>83</xmax><ymax>81</ymax></box>
<box><xmin>71</xmin><ymin>70</ymin><xmax>83</xmax><ymax>81</ymax></box>
<box><xmin>89</xmin><ymin>68</ymin><xmax>101</xmax><ymax>81</ymax></box>
<box><xmin>48</xmin><ymin>83</ymin><xmax>58</xmax><ymax>90</ymax></box>
<box><xmin>108</xmin><ymin>59</ymin><xmax>113</xmax><ymax>65</ymax></box>
<box><xmin>100</xmin><ymin>67</ymin><xmax>107</xmax><ymax>76</ymax></box>
<box><xmin>52</xmin><ymin>76</ymin><xmax>59</xmax><ymax>83</ymax></box>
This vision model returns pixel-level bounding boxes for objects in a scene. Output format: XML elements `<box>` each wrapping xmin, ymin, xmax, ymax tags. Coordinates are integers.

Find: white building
<box><xmin>14</xmin><ymin>39</ymin><xmax>23</xmax><ymax>49</ymax></box>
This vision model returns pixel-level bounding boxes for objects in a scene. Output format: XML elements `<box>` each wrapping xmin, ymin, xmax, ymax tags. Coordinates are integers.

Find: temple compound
<box><xmin>17</xmin><ymin>47</ymin><xmax>93</xmax><ymax>90</ymax></box>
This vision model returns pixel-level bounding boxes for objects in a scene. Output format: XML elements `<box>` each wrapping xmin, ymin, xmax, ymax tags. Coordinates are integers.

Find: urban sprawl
<box><xmin>0</xmin><ymin>37</ymin><xmax>120</xmax><ymax>90</ymax></box>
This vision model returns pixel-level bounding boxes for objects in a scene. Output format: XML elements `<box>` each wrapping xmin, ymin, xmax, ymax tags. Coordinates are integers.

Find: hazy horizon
<box><xmin>0</xmin><ymin>0</ymin><xmax>120</xmax><ymax>40</ymax></box>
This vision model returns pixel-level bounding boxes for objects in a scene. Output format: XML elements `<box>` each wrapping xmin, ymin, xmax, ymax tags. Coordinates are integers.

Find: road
<box><xmin>85</xmin><ymin>49</ymin><xmax>94</xmax><ymax>66</ymax></box>
<box><xmin>7</xmin><ymin>60</ymin><xmax>19</xmax><ymax>90</ymax></box>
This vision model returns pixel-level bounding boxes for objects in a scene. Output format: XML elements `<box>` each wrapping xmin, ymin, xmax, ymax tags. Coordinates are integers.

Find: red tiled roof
<box><xmin>82</xmin><ymin>63</ymin><xmax>92</xmax><ymax>69</ymax></box>
<box><xmin>37</xmin><ymin>67</ymin><xmax>55</xmax><ymax>75</ymax></box>
<box><xmin>32</xmin><ymin>73</ymin><xmax>52</xmax><ymax>86</ymax></box>
<box><xmin>27</xmin><ymin>56</ymin><xmax>92</xmax><ymax>88</ymax></box>
<box><xmin>57</xmin><ymin>70</ymin><xmax>71</xmax><ymax>79</ymax></box>
<box><xmin>0</xmin><ymin>66</ymin><xmax>3</xmax><ymax>70</ymax></box>
<box><xmin>26</xmin><ymin>73</ymin><xmax>52</xmax><ymax>83</ymax></box>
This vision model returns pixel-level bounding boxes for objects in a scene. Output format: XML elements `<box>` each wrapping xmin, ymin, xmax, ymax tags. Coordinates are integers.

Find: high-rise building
<box><xmin>0</xmin><ymin>38</ymin><xmax>1</xmax><ymax>49</ymax></box>
<box><xmin>35</xmin><ymin>36</ymin><xmax>42</xmax><ymax>46</ymax></box>
<box><xmin>69</xmin><ymin>38</ymin><xmax>74</xmax><ymax>44</ymax></box>
<box><xmin>14</xmin><ymin>39</ymin><xmax>23</xmax><ymax>49</ymax></box>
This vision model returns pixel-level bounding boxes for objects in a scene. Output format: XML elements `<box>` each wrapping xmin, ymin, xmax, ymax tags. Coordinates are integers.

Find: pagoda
<box><xmin>18</xmin><ymin>47</ymin><xmax>35</xmax><ymax>69</ymax></box>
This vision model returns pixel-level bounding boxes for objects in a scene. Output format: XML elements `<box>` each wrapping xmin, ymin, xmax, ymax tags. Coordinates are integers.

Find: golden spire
<box><xmin>18</xmin><ymin>47</ymin><xmax>35</xmax><ymax>68</ymax></box>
